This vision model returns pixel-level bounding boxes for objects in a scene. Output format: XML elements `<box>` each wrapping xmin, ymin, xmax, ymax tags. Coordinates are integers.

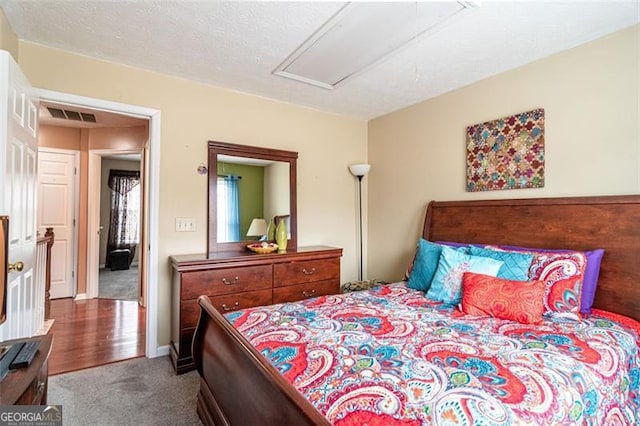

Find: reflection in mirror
<box><xmin>216</xmin><ymin>155</ymin><xmax>290</xmax><ymax>243</ymax></box>
<box><xmin>208</xmin><ymin>141</ymin><xmax>298</xmax><ymax>253</ymax></box>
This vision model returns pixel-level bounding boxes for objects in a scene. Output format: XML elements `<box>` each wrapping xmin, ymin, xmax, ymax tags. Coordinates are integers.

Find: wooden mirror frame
<box><xmin>207</xmin><ymin>141</ymin><xmax>298</xmax><ymax>253</ymax></box>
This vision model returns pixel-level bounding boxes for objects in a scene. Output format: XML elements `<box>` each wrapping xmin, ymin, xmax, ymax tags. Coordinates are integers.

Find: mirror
<box><xmin>216</xmin><ymin>155</ymin><xmax>290</xmax><ymax>242</ymax></box>
<box><xmin>208</xmin><ymin>141</ymin><xmax>297</xmax><ymax>253</ymax></box>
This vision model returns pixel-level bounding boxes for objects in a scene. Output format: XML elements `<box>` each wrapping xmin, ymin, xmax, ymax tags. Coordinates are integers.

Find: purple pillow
<box><xmin>500</xmin><ymin>245</ymin><xmax>604</xmax><ymax>314</ymax></box>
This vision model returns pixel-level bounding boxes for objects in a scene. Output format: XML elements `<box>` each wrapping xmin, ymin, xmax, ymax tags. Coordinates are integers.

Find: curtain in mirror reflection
<box><xmin>217</xmin><ymin>175</ymin><xmax>241</xmax><ymax>242</ymax></box>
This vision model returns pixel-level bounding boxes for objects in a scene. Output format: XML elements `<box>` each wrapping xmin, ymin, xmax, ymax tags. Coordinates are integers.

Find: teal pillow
<box><xmin>407</xmin><ymin>239</ymin><xmax>443</xmax><ymax>292</ymax></box>
<box><xmin>468</xmin><ymin>246</ymin><xmax>534</xmax><ymax>281</ymax></box>
<box><xmin>426</xmin><ymin>245</ymin><xmax>503</xmax><ymax>305</ymax></box>
<box><xmin>407</xmin><ymin>240</ymin><xmax>468</xmax><ymax>292</ymax></box>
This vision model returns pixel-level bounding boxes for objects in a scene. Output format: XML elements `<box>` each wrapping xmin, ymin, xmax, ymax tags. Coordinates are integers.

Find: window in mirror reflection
<box><xmin>216</xmin><ymin>156</ymin><xmax>290</xmax><ymax>243</ymax></box>
<box><xmin>217</xmin><ymin>174</ymin><xmax>241</xmax><ymax>242</ymax></box>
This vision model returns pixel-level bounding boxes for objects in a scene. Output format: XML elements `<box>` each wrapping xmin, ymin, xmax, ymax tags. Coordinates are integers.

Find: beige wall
<box><xmin>89</xmin><ymin>126</ymin><xmax>148</xmax><ymax>151</ymax></box>
<box><xmin>18</xmin><ymin>42</ymin><xmax>368</xmax><ymax>347</ymax></box>
<box><xmin>0</xmin><ymin>8</ymin><xmax>18</xmax><ymax>61</ymax></box>
<box><xmin>368</xmin><ymin>24</ymin><xmax>640</xmax><ymax>282</ymax></box>
<box><xmin>100</xmin><ymin>158</ymin><xmax>142</xmax><ymax>265</ymax></box>
<box><xmin>39</xmin><ymin>125</ymin><xmax>81</xmax><ymax>150</ymax></box>
<box><xmin>38</xmin><ymin>124</ymin><xmax>147</xmax><ymax>294</ymax></box>
<box><xmin>263</xmin><ymin>161</ymin><xmax>290</xmax><ymax>221</ymax></box>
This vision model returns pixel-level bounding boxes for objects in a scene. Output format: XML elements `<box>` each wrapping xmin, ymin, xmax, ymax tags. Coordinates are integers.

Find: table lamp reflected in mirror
<box><xmin>246</xmin><ymin>218</ymin><xmax>268</xmax><ymax>241</ymax></box>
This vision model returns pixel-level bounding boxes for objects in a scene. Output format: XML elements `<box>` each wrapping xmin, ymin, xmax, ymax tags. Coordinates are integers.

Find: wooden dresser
<box><xmin>170</xmin><ymin>246</ymin><xmax>342</xmax><ymax>374</ymax></box>
<box><xmin>0</xmin><ymin>334</ymin><xmax>53</xmax><ymax>405</ymax></box>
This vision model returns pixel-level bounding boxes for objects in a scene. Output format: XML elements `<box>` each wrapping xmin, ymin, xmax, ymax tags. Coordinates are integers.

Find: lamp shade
<box><xmin>349</xmin><ymin>164</ymin><xmax>371</xmax><ymax>177</ymax></box>
<box><xmin>246</xmin><ymin>218</ymin><xmax>268</xmax><ymax>237</ymax></box>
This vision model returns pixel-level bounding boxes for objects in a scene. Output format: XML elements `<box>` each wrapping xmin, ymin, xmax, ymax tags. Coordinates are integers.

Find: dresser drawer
<box><xmin>181</xmin><ymin>289</ymin><xmax>272</xmax><ymax>328</ymax></box>
<box><xmin>273</xmin><ymin>279</ymin><xmax>339</xmax><ymax>304</ymax></box>
<box><xmin>181</xmin><ymin>265</ymin><xmax>272</xmax><ymax>299</ymax></box>
<box><xmin>273</xmin><ymin>258</ymin><xmax>339</xmax><ymax>287</ymax></box>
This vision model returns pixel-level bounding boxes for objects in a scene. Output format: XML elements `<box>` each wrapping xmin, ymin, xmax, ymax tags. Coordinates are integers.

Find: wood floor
<box><xmin>48</xmin><ymin>298</ymin><xmax>145</xmax><ymax>375</ymax></box>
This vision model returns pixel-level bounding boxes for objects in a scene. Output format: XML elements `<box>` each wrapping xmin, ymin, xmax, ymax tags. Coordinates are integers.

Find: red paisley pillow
<box><xmin>527</xmin><ymin>252</ymin><xmax>586</xmax><ymax>318</ymax></box>
<box><xmin>461</xmin><ymin>272</ymin><xmax>545</xmax><ymax>324</ymax></box>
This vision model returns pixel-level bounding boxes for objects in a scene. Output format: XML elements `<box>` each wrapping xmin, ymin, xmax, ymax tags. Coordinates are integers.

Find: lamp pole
<box><xmin>356</xmin><ymin>174</ymin><xmax>364</xmax><ymax>281</ymax></box>
<box><xmin>349</xmin><ymin>164</ymin><xmax>370</xmax><ymax>282</ymax></box>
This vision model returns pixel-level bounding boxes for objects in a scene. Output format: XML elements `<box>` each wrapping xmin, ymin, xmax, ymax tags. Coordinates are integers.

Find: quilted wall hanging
<box><xmin>466</xmin><ymin>108</ymin><xmax>545</xmax><ymax>192</ymax></box>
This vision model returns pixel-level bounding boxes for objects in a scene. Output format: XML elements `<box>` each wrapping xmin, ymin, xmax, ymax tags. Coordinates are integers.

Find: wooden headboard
<box><xmin>423</xmin><ymin>195</ymin><xmax>640</xmax><ymax>321</ymax></box>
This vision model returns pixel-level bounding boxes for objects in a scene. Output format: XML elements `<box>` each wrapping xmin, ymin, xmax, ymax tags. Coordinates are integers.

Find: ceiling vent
<box><xmin>273</xmin><ymin>2</ymin><xmax>475</xmax><ymax>90</ymax></box>
<box><xmin>47</xmin><ymin>107</ymin><xmax>97</xmax><ymax>123</ymax></box>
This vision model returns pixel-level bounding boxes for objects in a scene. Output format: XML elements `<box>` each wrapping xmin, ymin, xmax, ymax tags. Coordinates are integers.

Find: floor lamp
<box><xmin>349</xmin><ymin>164</ymin><xmax>371</xmax><ymax>281</ymax></box>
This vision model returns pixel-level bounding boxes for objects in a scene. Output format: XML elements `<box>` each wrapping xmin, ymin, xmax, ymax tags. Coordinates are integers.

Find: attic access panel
<box><xmin>273</xmin><ymin>2</ymin><xmax>472</xmax><ymax>90</ymax></box>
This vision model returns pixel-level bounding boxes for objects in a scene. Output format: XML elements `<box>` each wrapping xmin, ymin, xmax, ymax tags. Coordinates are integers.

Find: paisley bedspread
<box><xmin>225</xmin><ymin>282</ymin><xmax>640</xmax><ymax>425</ymax></box>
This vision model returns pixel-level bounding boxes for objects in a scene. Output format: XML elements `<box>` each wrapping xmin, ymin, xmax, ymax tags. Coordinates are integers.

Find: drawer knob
<box><xmin>221</xmin><ymin>302</ymin><xmax>240</xmax><ymax>311</ymax></box>
<box><xmin>302</xmin><ymin>267</ymin><xmax>316</xmax><ymax>275</ymax></box>
<box><xmin>302</xmin><ymin>290</ymin><xmax>316</xmax><ymax>298</ymax></box>
<box><xmin>221</xmin><ymin>276</ymin><xmax>240</xmax><ymax>285</ymax></box>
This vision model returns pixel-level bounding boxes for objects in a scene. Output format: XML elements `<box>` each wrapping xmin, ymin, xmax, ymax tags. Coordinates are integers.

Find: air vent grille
<box><xmin>65</xmin><ymin>110</ymin><xmax>81</xmax><ymax>121</ymax></box>
<box><xmin>80</xmin><ymin>112</ymin><xmax>97</xmax><ymax>123</ymax></box>
<box><xmin>47</xmin><ymin>107</ymin><xmax>97</xmax><ymax>123</ymax></box>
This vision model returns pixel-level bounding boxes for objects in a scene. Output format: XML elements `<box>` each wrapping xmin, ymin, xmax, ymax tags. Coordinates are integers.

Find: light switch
<box><xmin>175</xmin><ymin>217</ymin><xmax>195</xmax><ymax>232</ymax></box>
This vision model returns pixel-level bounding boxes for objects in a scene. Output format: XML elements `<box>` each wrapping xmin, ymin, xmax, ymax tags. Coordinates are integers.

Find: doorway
<box><xmin>35</xmin><ymin>94</ymin><xmax>160</xmax><ymax>373</ymax></box>
<box><xmin>98</xmin><ymin>153</ymin><xmax>142</xmax><ymax>303</ymax></box>
<box><xmin>38</xmin><ymin>101</ymin><xmax>149</xmax><ymax>374</ymax></box>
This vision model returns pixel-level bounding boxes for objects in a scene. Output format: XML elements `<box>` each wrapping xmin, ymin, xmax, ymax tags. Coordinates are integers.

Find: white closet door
<box><xmin>38</xmin><ymin>149</ymin><xmax>77</xmax><ymax>299</ymax></box>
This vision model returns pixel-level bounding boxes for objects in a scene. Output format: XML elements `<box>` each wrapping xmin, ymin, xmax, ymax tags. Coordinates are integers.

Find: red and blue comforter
<box><xmin>225</xmin><ymin>283</ymin><xmax>640</xmax><ymax>425</ymax></box>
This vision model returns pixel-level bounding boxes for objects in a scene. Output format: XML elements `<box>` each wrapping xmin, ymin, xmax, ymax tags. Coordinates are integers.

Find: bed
<box><xmin>192</xmin><ymin>195</ymin><xmax>640</xmax><ymax>425</ymax></box>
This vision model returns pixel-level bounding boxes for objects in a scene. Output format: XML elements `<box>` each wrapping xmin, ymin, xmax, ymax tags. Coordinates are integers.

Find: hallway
<box><xmin>49</xmin><ymin>298</ymin><xmax>145</xmax><ymax>375</ymax></box>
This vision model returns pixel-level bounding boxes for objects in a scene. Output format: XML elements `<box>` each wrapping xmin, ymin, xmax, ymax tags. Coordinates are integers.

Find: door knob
<box><xmin>8</xmin><ymin>261</ymin><xmax>24</xmax><ymax>272</ymax></box>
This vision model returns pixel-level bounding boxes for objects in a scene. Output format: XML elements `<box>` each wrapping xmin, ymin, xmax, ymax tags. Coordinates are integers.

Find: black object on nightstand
<box><xmin>9</xmin><ymin>339</ymin><xmax>41</xmax><ymax>370</ymax></box>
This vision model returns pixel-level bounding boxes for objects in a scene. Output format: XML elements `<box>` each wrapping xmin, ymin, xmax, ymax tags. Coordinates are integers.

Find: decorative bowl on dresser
<box><xmin>170</xmin><ymin>246</ymin><xmax>342</xmax><ymax>374</ymax></box>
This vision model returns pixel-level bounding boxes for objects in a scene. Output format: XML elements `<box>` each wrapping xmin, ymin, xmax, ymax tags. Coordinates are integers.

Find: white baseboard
<box><xmin>74</xmin><ymin>293</ymin><xmax>88</xmax><ymax>301</ymax></box>
<box><xmin>152</xmin><ymin>345</ymin><xmax>170</xmax><ymax>358</ymax></box>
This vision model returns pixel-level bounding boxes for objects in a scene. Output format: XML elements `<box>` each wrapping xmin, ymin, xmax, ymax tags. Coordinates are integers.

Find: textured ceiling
<box><xmin>1</xmin><ymin>1</ymin><xmax>638</xmax><ymax>120</ymax></box>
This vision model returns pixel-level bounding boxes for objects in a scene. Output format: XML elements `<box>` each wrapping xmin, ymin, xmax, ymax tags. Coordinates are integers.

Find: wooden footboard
<box><xmin>192</xmin><ymin>295</ymin><xmax>330</xmax><ymax>426</ymax></box>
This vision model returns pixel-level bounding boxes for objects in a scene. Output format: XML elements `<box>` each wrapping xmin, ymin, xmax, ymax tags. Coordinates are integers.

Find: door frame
<box><xmin>87</xmin><ymin>149</ymin><xmax>142</xmax><ymax>300</ymax></box>
<box><xmin>37</xmin><ymin>147</ymin><xmax>80</xmax><ymax>298</ymax></box>
<box><xmin>35</xmin><ymin>88</ymin><xmax>162</xmax><ymax>358</ymax></box>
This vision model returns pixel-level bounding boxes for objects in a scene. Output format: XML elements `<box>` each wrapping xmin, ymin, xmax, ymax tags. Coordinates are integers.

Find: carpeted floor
<box><xmin>48</xmin><ymin>356</ymin><xmax>202</xmax><ymax>425</ymax></box>
<box><xmin>99</xmin><ymin>266</ymin><xmax>138</xmax><ymax>301</ymax></box>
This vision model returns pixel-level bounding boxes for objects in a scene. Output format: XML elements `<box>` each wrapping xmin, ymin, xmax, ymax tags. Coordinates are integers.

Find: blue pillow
<box><xmin>468</xmin><ymin>246</ymin><xmax>534</xmax><ymax>281</ymax></box>
<box><xmin>407</xmin><ymin>240</ymin><xmax>468</xmax><ymax>292</ymax></box>
<box><xmin>426</xmin><ymin>245</ymin><xmax>503</xmax><ymax>305</ymax></box>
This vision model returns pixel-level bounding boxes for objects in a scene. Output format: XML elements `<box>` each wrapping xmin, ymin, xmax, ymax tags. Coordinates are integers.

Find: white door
<box><xmin>38</xmin><ymin>149</ymin><xmax>77</xmax><ymax>299</ymax></box>
<box><xmin>0</xmin><ymin>51</ymin><xmax>40</xmax><ymax>340</ymax></box>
